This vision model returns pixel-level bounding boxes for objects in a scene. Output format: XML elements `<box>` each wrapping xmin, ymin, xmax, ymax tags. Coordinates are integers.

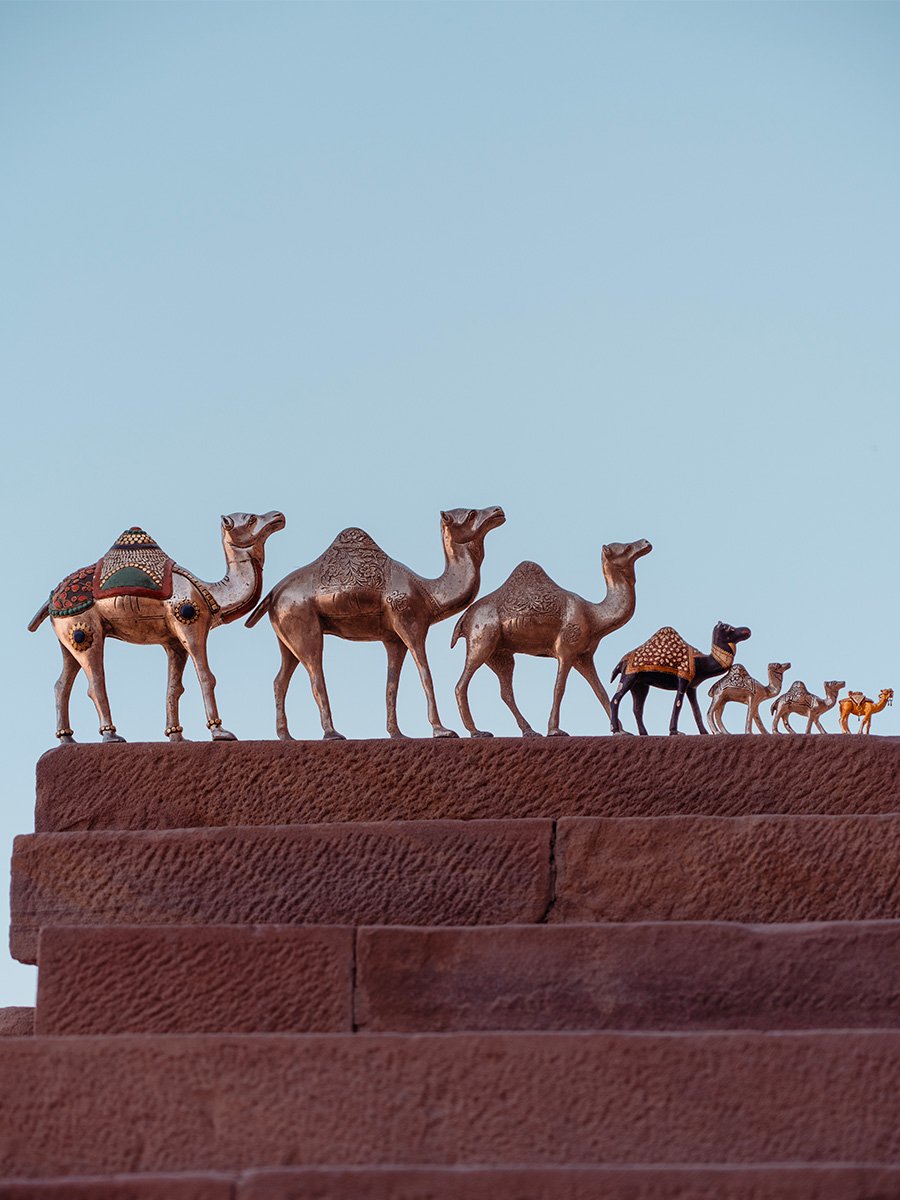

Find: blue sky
<box><xmin>2</xmin><ymin>1</ymin><xmax>898</xmax><ymax>1004</ymax></box>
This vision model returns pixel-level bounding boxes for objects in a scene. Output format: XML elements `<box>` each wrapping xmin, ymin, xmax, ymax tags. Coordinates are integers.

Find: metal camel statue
<box><xmin>707</xmin><ymin>661</ymin><xmax>791</xmax><ymax>735</ymax></box>
<box><xmin>451</xmin><ymin>539</ymin><xmax>652</xmax><ymax>737</ymax></box>
<box><xmin>610</xmin><ymin>621</ymin><xmax>752</xmax><ymax>735</ymax></box>
<box><xmin>839</xmin><ymin>687</ymin><xmax>894</xmax><ymax>735</ymax></box>
<box><xmin>246</xmin><ymin>507</ymin><xmax>506</xmax><ymax>740</ymax></box>
<box><xmin>28</xmin><ymin>512</ymin><xmax>285</xmax><ymax>743</ymax></box>
<box><xmin>771</xmin><ymin>679</ymin><xmax>845</xmax><ymax>734</ymax></box>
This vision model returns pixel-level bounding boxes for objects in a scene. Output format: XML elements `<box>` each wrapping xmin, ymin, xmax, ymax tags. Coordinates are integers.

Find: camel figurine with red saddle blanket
<box><xmin>28</xmin><ymin>511</ymin><xmax>284</xmax><ymax>743</ymax></box>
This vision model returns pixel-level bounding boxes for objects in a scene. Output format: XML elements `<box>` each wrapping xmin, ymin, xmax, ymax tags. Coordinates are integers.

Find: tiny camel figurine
<box><xmin>247</xmin><ymin>507</ymin><xmax>506</xmax><ymax>739</ymax></box>
<box><xmin>451</xmin><ymin>539</ymin><xmax>652</xmax><ymax>737</ymax></box>
<box><xmin>610</xmin><ymin>622</ymin><xmax>751</xmax><ymax>736</ymax></box>
<box><xmin>838</xmin><ymin>688</ymin><xmax>893</xmax><ymax>735</ymax></box>
<box><xmin>707</xmin><ymin>661</ymin><xmax>791</xmax><ymax>735</ymax></box>
<box><xmin>28</xmin><ymin>512</ymin><xmax>285</xmax><ymax>743</ymax></box>
<box><xmin>770</xmin><ymin>679</ymin><xmax>845</xmax><ymax>734</ymax></box>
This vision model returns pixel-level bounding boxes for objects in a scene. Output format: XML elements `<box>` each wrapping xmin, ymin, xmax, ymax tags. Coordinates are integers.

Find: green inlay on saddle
<box><xmin>98</xmin><ymin>566</ymin><xmax>161</xmax><ymax>593</ymax></box>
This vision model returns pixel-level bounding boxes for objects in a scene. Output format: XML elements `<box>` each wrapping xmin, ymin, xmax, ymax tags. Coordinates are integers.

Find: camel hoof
<box><xmin>388</xmin><ymin>730</ymin><xmax>409</xmax><ymax>740</ymax></box>
<box><xmin>323</xmin><ymin>731</ymin><xmax>347</xmax><ymax>741</ymax></box>
<box><xmin>433</xmin><ymin>728</ymin><xmax>459</xmax><ymax>739</ymax></box>
<box><xmin>521</xmin><ymin>728</ymin><xmax>541</xmax><ymax>739</ymax></box>
<box><xmin>611</xmin><ymin>729</ymin><xmax>632</xmax><ymax>736</ymax></box>
<box><xmin>547</xmin><ymin>729</ymin><xmax>569</xmax><ymax>738</ymax></box>
<box><xmin>102</xmin><ymin>733</ymin><xmax>127</xmax><ymax>744</ymax></box>
<box><xmin>56</xmin><ymin>736</ymin><xmax>77</xmax><ymax>746</ymax></box>
<box><xmin>276</xmin><ymin>730</ymin><xmax>296</xmax><ymax>742</ymax></box>
<box><xmin>167</xmin><ymin>732</ymin><xmax>189</xmax><ymax>743</ymax></box>
<box><xmin>668</xmin><ymin>731</ymin><xmax>686</xmax><ymax>737</ymax></box>
<box><xmin>470</xmin><ymin>730</ymin><xmax>493</xmax><ymax>739</ymax></box>
<box><xmin>212</xmin><ymin>728</ymin><xmax>237</xmax><ymax>741</ymax></box>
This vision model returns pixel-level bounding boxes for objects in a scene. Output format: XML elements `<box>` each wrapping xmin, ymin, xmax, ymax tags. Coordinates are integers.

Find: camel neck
<box><xmin>423</xmin><ymin>532</ymin><xmax>483</xmax><ymax>620</ymax></box>
<box><xmin>589</xmin><ymin>566</ymin><xmax>637</xmax><ymax>634</ymax></box>
<box><xmin>205</xmin><ymin>540</ymin><xmax>265</xmax><ymax>625</ymax></box>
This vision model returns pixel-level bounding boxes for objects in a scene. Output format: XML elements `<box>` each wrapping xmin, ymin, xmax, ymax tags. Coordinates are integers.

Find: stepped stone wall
<box><xmin>4</xmin><ymin>737</ymin><xmax>900</xmax><ymax>1196</ymax></box>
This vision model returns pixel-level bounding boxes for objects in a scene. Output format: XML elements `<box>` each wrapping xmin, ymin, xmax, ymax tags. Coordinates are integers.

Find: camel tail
<box><xmin>450</xmin><ymin>610</ymin><xmax>469</xmax><ymax>649</ymax></box>
<box><xmin>770</xmin><ymin>698</ymin><xmax>779</xmax><ymax>715</ymax></box>
<box><xmin>245</xmin><ymin>591</ymin><xmax>273</xmax><ymax>629</ymax></box>
<box><xmin>28</xmin><ymin>602</ymin><xmax>50</xmax><ymax>633</ymax></box>
<box><xmin>610</xmin><ymin>657</ymin><xmax>624</xmax><ymax>684</ymax></box>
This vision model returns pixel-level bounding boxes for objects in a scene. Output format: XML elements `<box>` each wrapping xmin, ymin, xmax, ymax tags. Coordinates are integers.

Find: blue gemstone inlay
<box><xmin>73</xmin><ymin>629</ymin><xmax>86</xmax><ymax>644</ymax></box>
<box><xmin>181</xmin><ymin>604</ymin><xmax>197</xmax><ymax>620</ymax></box>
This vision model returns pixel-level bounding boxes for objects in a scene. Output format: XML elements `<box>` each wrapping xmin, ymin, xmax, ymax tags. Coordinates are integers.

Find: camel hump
<box><xmin>498</xmin><ymin>561</ymin><xmax>563</xmax><ymax>619</ymax></box>
<box><xmin>626</xmin><ymin>627</ymin><xmax>698</xmax><ymax>681</ymax></box>
<box><xmin>330</xmin><ymin>527</ymin><xmax>384</xmax><ymax>553</ymax></box>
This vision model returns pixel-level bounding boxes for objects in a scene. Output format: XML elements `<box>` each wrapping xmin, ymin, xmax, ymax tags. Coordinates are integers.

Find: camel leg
<box><xmin>384</xmin><ymin>639</ymin><xmax>408</xmax><ymax>739</ymax></box>
<box><xmin>389</xmin><ymin>626</ymin><xmax>454</xmax><ymax>738</ymax></box>
<box><xmin>454</xmin><ymin>629</ymin><xmax>497</xmax><ymax>738</ymax></box>
<box><xmin>751</xmin><ymin>700</ymin><xmax>768</xmax><ymax>735</ymax></box>
<box><xmin>669</xmin><ymin>679</ymin><xmax>689</xmax><ymax>735</ymax></box>
<box><xmin>164</xmin><ymin>643</ymin><xmax>189</xmax><ymax>741</ymax></box>
<box><xmin>273</xmin><ymin>636</ymin><xmax>301</xmax><ymax>741</ymax></box>
<box><xmin>573</xmin><ymin>653</ymin><xmax>612</xmax><ymax>720</ymax></box>
<box><xmin>53</xmin><ymin>645</ymin><xmax>81</xmax><ymax>744</ymax></box>
<box><xmin>171</xmin><ymin>626</ymin><xmax>235</xmax><ymax>741</ymax></box>
<box><xmin>707</xmin><ymin>696</ymin><xmax>721</xmax><ymax>734</ymax></box>
<box><xmin>610</xmin><ymin>677</ymin><xmax>634</xmax><ymax>734</ymax></box>
<box><xmin>687</xmin><ymin>686</ymin><xmax>707</xmax><ymax>734</ymax></box>
<box><xmin>77</xmin><ymin>636</ymin><xmax>125</xmax><ymax>743</ymax></box>
<box><xmin>631</xmin><ymin>681</ymin><xmax>650</xmax><ymax>736</ymax></box>
<box><xmin>547</xmin><ymin>656</ymin><xmax>575</xmax><ymax>737</ymax></box>
<box><xmin>488</xmin><ymin>650</ymin><xmax>538</xmax><ymax>738</ymax></box>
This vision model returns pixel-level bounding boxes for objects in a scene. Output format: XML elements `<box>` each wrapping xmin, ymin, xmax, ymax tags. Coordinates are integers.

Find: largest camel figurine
<box><xmin>451</xmin><ymin>539</ymin><xmax>652</xmax><ymax>737</ymax></box>
<box><xmin>246</xmin><ymin>506</ymin><xmax>505</xmax><ymax>740</ymax></box>
<box><xmin>29</xmin><ymin>511</ymin><xmax>285</xmax><ymax>743</ymax></box>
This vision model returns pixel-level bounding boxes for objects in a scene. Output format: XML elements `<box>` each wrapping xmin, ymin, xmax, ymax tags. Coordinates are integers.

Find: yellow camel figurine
<box><xmin>839</xmin><ymin>688</ymin><xmax>893</xmax><ymax>735</ymax></box>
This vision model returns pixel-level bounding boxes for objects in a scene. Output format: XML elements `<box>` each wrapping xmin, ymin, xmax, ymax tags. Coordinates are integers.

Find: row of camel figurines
<box><xmin>709</xmin><ymin>666</ymin><xmax>893</xmax><ymax>735</ymax></box>
<box><xmin>26</xmin><ymin>507</ymin><xmax>890</xmax><ymax>743</ymax></box>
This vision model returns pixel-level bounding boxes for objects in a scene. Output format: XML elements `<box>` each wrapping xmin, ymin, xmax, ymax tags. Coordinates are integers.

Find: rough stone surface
<box><xmin>553</xmin><ymin>814</ymin><xmax>900</xmax><ymax>923</ymax></box>
<box><xmin>237</xmin><ymin>1166</ymin><xmax>900</xmax><ymax>1199</ymax></box>
<box><xmin>0</xmin><ymin>1008</ymin><xmax>33</xmax><ymax>1037</ymax></box>
<box><xmin>0</xmin><ymin>1178</ymin><xmax>232</xmax><ymax>1198</ymax></box>
<box><xmin>356</xmin><ymin>921</ymin><xmax>900</xmax><ymax>1031</ymax></box>
<box><xmin>33</xmin><ymin>737</ymin><xmax>900</xmax><ymax>833</ymax></box>
<box><xmin>1</xmin><ymin>1032</ymin><xmax>900</xmax><ymax>1175</ymax></box>
<box><xmin>11</xmin><ymin>820</ymin><xmax>550</xmax><ymax>964</ymax></box>
<box><xmin>36</xmin><ymin>926</ymin><xmax>352</xmax><ymax>1035</ymax></box>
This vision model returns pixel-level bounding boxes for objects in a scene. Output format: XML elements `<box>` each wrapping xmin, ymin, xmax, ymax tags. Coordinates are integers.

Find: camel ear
<box><xmin>440</xmin><ymin>511</ymin><xmax>451</xmax><ymax>525</ymax></box>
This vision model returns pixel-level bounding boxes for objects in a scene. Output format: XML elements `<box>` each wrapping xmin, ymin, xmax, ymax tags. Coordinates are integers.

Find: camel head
<box><xmin>824</xmin><ymin>680</ymin><xmax>846</xmax><ymax>698</ymax></box>
<box><xmin>713</xmin><ymin>621</ymin><xmax>752</xmax><ymax>651</ymax></box>
<box><xmin>768</xmin><ymin>661</ymin><xmax>791</xmax><ymax>676</ymax></box>
<box><xmin>601</xmin><ymin>539</ymin><xmax>652</xmax><ymax>579</ymax></box>
<box><xmin>221</xmin><ymin>511</ymin><xmax>286</xmax><ymax>557</ymax></box>
<box><xmin>440</xmin><ymin>506</ymin><xmax>506</xmax><ymax>553</ymax></box>
<box><xmin>881</xmin><ymin>688</ymin><xmax>895</xmax><ymax>706</ymax></box>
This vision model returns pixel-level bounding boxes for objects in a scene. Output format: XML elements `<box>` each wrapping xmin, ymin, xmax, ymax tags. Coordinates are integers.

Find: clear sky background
<box><xmin>2</xmin><ymin>1</ymin><xmax>898</xmax><ymax>1005</ymax></box>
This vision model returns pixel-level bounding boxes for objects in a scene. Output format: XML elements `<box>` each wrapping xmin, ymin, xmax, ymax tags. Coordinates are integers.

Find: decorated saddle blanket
<box><xmin>48</xmin><ymin>528</ymin><xmax>174</xmax><ymax>617</ymax></box>
<box><xmin>847</xmin><ymin>691</ymin><xmax>868</xmax><ymax>712</ymax></box>
<box><xmin>497</xmin><ymin>562</ymin><xmax>563</xmax><ymax>620</ymax></box>
<box><xmin>625</xmin><ymin>626</ymin><xmax>699</xmax><ymax>681</ymax></box>
<box><xmin>318</xmin><ymin>528</ymin><xmax>390</xmax><ymax>592</ymax></box>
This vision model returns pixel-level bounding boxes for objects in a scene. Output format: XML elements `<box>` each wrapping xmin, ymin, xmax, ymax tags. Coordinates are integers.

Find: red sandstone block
<box><xmin>237</xmin><ymin>1165</ymin><xmax>900</xmax><ymax>1199</ymax></box>
<box><xmin>0</xmin><ymin>1032</ymin><xmax>900</xmax><ymax>1175</ymax></box>
<box><xmin>0</xmin><ymin>1177</ymin><xmax>232</xmax><ymax>1198</ymax></box>
<box><xmin>0</xmin><ymin>1008</ymin><xmax>33</xmax><ymax>1037</ymax></box>
<box><xmin>33</xmin><ymin>736</ymin><xmax>900</xmax><ymax>833</ymax></box>
<box><xmin>10</xmin><ymin>820</ymin><xmax>551</xmax><ymax>964</ymax></box>
<box><xmin>553</xmin><ymin>814</ymin><xmax>900</xmax><ymax>923</ymax></box>
<box><xmin>356</xmin><ymin>921</ymin><xmax>900</xmax><ymax>1031</ymax></box>
<box><xmin>36</xmin><ymin>926</ymin><xmax>352</xmax><ymax>1035</ymax></box>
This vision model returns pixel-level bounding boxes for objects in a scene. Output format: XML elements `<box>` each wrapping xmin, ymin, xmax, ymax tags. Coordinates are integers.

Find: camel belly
<box><xmin>95</xmin><ymin>597</ymin><xmax>173</xmax><ymax>644</ymax></box>
<box><xmin>320</xmin><ymin>607</ymin><xmax>387</xmax><ymax>641</ymax></box>
<box><xmin>498</xmin><ymin>615</ymin><xmax>563</xmax><ymax>654</ymax></box>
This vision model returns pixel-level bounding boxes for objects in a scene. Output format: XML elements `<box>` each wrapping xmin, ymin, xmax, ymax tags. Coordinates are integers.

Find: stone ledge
<box><xmin>34</xmin><ymin>736</ymin><xmax>900</xmax><ymax>833</ymax></box>
<box><xmin>1</xmin><ymin>1032</ymin><xmax>900</xmax><ymax>1175</ymax></box>
<box><xmin>0</xmin><ymin>1008</ymin><xmax>33</xmax><ymax>1037</ymax></box>
<box><xmin>552</xmin><ymin>814</ymin><xmax>900</xmax><ymax>923</ymax></box>
<box><xmin>11</xmin><ymin>820</ymin><xmax>552</xmax><ymax>964</ymax></box>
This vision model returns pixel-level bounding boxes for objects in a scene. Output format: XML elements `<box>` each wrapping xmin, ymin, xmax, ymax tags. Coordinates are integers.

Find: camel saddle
<box><xmin>847</xmin><ymin>691</ymin><xmax>868</xmax><ymax>713</ymax></box>
<box><xmin>625</xmin><ymin>626</ymin><xmax>699</xmax><ymax>681</ymax></box>
<box><xmin>48</xmin><ymin>528</ymin><xmax>175</xmax><ymax>618</ymax></box>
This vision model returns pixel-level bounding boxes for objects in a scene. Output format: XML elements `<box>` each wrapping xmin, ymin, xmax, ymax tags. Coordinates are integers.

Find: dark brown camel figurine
<box><xmin>610</xmin><ymin>621</ymin><xmax>751</xmax><ymax>735</ymax></box>
<box><xmin>246</xmin><ymin>506</ymin><xmax>505</xmax><ymax>740</ymax></box>
<box><xmin>451</xmin><ymin>539</ymin><xmax>652</xmax><ymax>737</ymax></box>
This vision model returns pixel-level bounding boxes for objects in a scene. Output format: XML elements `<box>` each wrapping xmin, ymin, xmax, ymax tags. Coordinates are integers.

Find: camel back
<box><xmin>497</xmin><ymin>562</ymin><xmax>563</xmax><ymax>620</ymax></box>
<box><xmin>318</xmin><ymin>528</ymin><xmax>390</xmax><ymax>593</ymax></box>
<box><xmin>625</xmin><ymin>627</ymin><xmax>699</xmax><ymax>682</ymax></box>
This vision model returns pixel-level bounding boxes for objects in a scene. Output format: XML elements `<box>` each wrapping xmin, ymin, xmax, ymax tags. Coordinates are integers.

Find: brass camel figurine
<box><xmin>839</xmin><ymin>688</ymin><xmax>893</xmax><ymax>734</ymax></box>
<box><xmin>610</xmin><ymin>622</ymin><xmax>752</xmax><ymax>735</ymax></box>
<box><xmin>707</xmin><ymin>661</ymin><xmax>791</xmax><ymax>735</ymax></box>
<box><xmin>451</xmin><ymin>539</ymin><xmax>652</xmax><ymax>737</ymax></box>
<box><xmin>771</xmin><ymin>680</ymin><xmax>845</xmax><ymax>734</ymax></box>
<box><xmin>28</xmin><ymin>511</ymin><xmax>285</xmax><ymax>743</ymax></box>
<box><xmin>246</xmin><ymin>507</ymin><xmax>506</xmax><ymax>740</ymax></box>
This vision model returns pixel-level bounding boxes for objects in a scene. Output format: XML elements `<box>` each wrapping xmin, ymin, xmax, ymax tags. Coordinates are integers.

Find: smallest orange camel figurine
<box><xmin>838</xmin><ymin>688</ymin><xmax>893</xmax><ymax>735</ymax></box>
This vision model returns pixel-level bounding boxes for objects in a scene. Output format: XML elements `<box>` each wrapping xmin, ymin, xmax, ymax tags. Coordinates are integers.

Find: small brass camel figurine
<box><xmin>707</xmin><ymin>661</ymin><xmax>791</xmax><ymax>735</ymax></box>
<box><xmin>839</xmin><ymin>688</ymin><xmax>893</xmax><ymax>734</ymax></box>
<box><xmin>451</xmin><ymin>539</ymin><xmax>652</xmax><ymax>737</ymax></box>
<box><xmin>28</xmin><ymin>512</ymin><xmax>285</xmax><ymax>743</ymax></box>
<box><xmin>771</xmin><ymin>680</ymin><xmax>845</xmax><ymax>734</ymax></box>
<box><xmin>246</xmin><ymin>507</ymin><xmax>505</xmax><ymax>739</ymax></box>
<box><xmin>610</xmin><ymin>622</ymin><xmax>752</xmax><ymax>735</ymax></box>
